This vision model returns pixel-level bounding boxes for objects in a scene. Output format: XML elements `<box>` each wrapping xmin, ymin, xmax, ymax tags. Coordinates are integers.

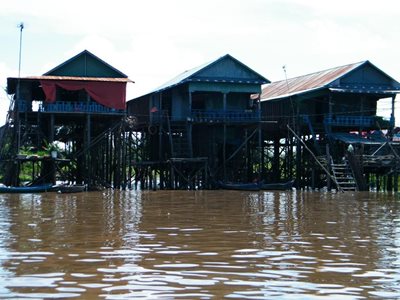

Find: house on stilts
<box><xmin>0</xmin><ymin>50</ymin><xmax>133</xmax><ymax>189</ymax></box>
<box><xmin>127</xmin><ymin>54</ymin><xmax>269</xmax><ymax>189</ymax></box>
<box><xmin>260</xmin><ymin>60</ymin><xmax>400</xmax><ymax>191</ymax></box>
<box><xmin>3</xmin><ymin>50</ymin><xmax>399</xmax><ymax>192</ymax></box>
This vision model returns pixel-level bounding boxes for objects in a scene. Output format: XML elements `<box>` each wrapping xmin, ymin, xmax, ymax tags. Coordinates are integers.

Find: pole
<box><xmin>16</xmin><ymin>22</ymin><xmax>24</xmax><ymax>151</ymax></box>
<box><xmin>18</xmin><ymin>23</ymin><xmax>24</xmax><ymax>78</ymax></box>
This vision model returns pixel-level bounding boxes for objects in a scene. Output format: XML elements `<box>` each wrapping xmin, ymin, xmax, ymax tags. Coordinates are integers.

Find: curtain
<box><xmin>40</xmin><ymin>80</ymin><xmax>126</xmax><ymax>110</ymax></box>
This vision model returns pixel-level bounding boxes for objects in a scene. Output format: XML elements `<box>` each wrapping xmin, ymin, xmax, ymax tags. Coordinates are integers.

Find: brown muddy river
<box><xmin>0</xmin><ymin>190</ymin><xmax>399</xmax><ymax>299</ymax></box>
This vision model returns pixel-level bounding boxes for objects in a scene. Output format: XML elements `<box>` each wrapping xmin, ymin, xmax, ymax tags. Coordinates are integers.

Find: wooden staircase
<box><xmin>331</xmin><ymin>160</ymin><xmax>357</xmax><ymax>191</ymax></box>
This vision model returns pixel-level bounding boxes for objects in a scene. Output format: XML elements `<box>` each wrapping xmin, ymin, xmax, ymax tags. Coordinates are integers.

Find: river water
<box><xmin>0</xmin><ymin>190</ymin><xmax>399</xmax><ymax>299</ymax></box>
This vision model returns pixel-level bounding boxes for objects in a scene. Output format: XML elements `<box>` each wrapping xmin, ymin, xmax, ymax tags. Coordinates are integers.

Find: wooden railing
<box><xmin>38</xmin><ymin>101</ymin><xmax>125</xmax><ymax>114</ymax></box>
<box><xmin>191</xmin><ymin>109</ymin><xmax>260</xmax><ymax>122</ymax></box>
<box><xmin>324</xmin><ymin>115</ymin><xmax>375</xmax><ymax>127</ymax></box>
<box><xmin>151</xmin><ymin>109</ymin><xmax>260</xmax><ymax>124</ymax></box>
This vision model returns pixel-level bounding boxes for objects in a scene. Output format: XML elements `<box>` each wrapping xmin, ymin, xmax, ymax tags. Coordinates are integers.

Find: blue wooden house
<box><xmin>128</xmin><ymin>54</ymin><xmax>269</xmax><ymax>188</ymax></box>
<box><xmin>260</xmin><ymin>60</ymin><xmax>400</xmax><ymax>191</ymax></box>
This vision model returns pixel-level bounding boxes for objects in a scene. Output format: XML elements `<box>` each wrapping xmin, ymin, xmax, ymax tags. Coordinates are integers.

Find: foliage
<box><xmin>43</xmin><ymin>141</ymin><xmax>61</xmax><ymax>152</ymax></box>
<box><xmin>18</xmin><ymin>145</ymin><xmax>48</xmax><ymax>157</ymax></box>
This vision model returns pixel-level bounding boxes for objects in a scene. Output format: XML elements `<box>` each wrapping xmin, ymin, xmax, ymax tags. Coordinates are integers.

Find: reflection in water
<box><xmin>0</xmin><ymin>190</ymin><xmax>399</xmax><ymax>299</ymax></box>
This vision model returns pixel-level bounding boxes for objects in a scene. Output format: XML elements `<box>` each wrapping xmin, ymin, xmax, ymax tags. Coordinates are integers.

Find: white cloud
<box><xmin>285</xmin><ymin>0</ymin><xmax>400</xmax><ymax>16</ymax></box>
<box><xmin>1</xmin><ymin>0</ymin><xmax>400</xmax><ymax>124</ymax></box>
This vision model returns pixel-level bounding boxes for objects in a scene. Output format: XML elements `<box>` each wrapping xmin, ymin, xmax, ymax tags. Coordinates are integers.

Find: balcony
<box><xmin>324</xmin><ymin>115</ymin><xmax>376</xmax><ymax>127</ymax></box>
<box><xmin>191</xmin><ymin>109</ymin><xmax>260</xmax><ymax>123</ymax></box>
<box><xmin>38</xmin><ymin>101</ymin><xmax>125</xmax><ymax>114</ymax></box>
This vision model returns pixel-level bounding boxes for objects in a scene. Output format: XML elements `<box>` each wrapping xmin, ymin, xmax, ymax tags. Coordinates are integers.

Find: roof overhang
<box><xmin>329</xmin><ymin>132</ymin><xmax>388</xmax><ymax>145</ymax></box>
<box><xmin>7</xmin><ymin>76</ymin><xmax>134</xmax><ymax>94</ymax></box>
<box><xmin>9</xmin><ymin>75</ymin><xmax>134</xmax><ymax>83</ymax></box>
<box><xmin>329</xmin><ymin>87</ymin><xmax>400</xmax><ymax>95</ymax></box>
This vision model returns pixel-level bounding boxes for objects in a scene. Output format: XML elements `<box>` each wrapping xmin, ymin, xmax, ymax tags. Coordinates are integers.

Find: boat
<box><xmin>218</xmin><ymin>181</ymin><xmax>261</xmax><ymax>191</ymax></box>
<box><xmin>0</xmin><ymin>183</ymin><xmax>53</xmax><ymax>193</ymax></box>
<box><xmin>261</xmin><ymin>180</ymin><xmax>295</xmax><ymax>191</ymax></box>
<box><xmin>52</xmin><ymin>184</ymin><xmax>86</xmax><ymax>193</ymax></box>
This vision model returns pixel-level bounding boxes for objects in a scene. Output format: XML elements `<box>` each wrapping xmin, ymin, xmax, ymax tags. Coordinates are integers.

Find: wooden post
<box><xmin>153</xmin><ymin>168</ymin><xmax>157</xmax><ymax>191</ymax></box>
<box><xmin>85</xmin><ymin>114</ymin><xmax>91</xmax><ymax>185</ymax></box>
<box><xmin>311</xmin><ymin>160</ymin><xmax>316</xmax><ymax>190</ymax></box>
<box><xmin>122</xmin><ymin>128</ymin><xmax>128</xmax><ymax>190</ymax></box>
<box><xmin>158</xmin><ymin>93</ymin><xmax>163</xmax><ymax>161</ymax></box>
<box><xmin>360</xmin><ymin>95</ymin><xmax>365</xmax><ymax>134</ymax></box>
<box><xmin>149</xmin><ymin>166</ymin><xmax>153</xmax><ymax>190</ymax></box>
<box><xmin>188</xmin><ymin>91</ymin><xmax>192</xmax><ymax>115</ymax></box>
<box><xmin>223</xmin><ymin>93</ymin><xmax>227</xmax><ymax>181</ymax></box>
<box><xmin>286</xmin><ymin>136</ymin><xmax>292</xmax><ymax>180</ymax></box>
<box><xmin>257</xmin><ymin>119</ymin><xmax>262</xmax><ymax>182</ymax></box>
<box><xmin>188</xmin><ymin>122</ymin><xmax>193</xmax><ymax>158</ymax></box>
<box><xmin>295</xmin><ymin>134</ymin><xmax>302</xmax><ymax>189</ymax></box>
<box><xmin>383</xmin><ymin>175</ymin><xmax>387</xmax><ymax>192</ymax></box>
<box><xmin>387</xmin><ymin>174</ymin><xmax>393</xmax><ymax>192</ymax></box>
<box><xmin>170</xmin><ymin>162</ymin><xmax>175</xmax><ymax>189</ymax></box>
<box><xmin>327</xmin><ymin>94</ymin><xmax>333</xmax><ymax>135</ymax></box>
<box><xmin>273</xmin><ymin>137</ymin><xmax>280</xmax><ymax>181</ymax></box>
<box><xmin>376</xmin><ymin>174</ymin><xmax>380</xmax><ymax>192</ymax></box>
<box><xmin>50</xmin><ymin>114</ymin><xmax>55</xmax><ymax>142</ymax></box>
<box><xmin>244</xmin><ymin>128</ymin><xmax>248</xmax><ymax>181</ymax></box>
<box><xmin>391</xmin><ymin>95</ymin><xmax>395</xmax><ymax>133</ymax></box>
<box><xmin>49</xmin><ymin>113</ymin><xmax>57</xmax><ymax>184</ymax></box>
<box><xmin>327</xmin><ymin>143</ymin><xmax>332</xmax><ymax>191</ymax></box>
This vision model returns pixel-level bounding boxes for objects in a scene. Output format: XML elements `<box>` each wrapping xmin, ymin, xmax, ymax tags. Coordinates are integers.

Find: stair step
<box><xmin>329</xmin><ymin>157</ymin><xmax>360</xmax><ymax>191</ymax></box>
<box><xmin>336</xmin><ymin>176</ymin><xmax>354</xmax><ymax>180</ymax></box>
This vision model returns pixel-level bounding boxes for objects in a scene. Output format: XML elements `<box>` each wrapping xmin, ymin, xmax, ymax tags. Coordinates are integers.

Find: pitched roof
<box><xmin>44</xmin><ymin>49</ymin><xmax>129</xmax><ymax>78</ymax></box>
<box><xmin>260</xmin><ymin>60</ymin><xmax>400</xmax><ymax>101</ymax></box>
<box><xmin>150</xmin><ymin>54</ymin><xmax>270</xmax><ymax>94</ymax></box>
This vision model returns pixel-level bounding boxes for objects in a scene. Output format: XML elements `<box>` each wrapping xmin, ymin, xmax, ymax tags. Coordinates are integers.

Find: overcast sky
<box><xmin>1</xmin><ymin>0</ymin><xmax>400</xmax><ymax>125</ymax></box>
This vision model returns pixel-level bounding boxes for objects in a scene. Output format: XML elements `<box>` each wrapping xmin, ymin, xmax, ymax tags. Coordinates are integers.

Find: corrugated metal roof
<box><xmin>8</xmin><ymin>75</ymin><xmax>133</xmax><ymax>83</ymax></box>
<box><xmin>148</xmin><ymin>54</ymin><xmax>269</xmax><ymax>95</ymax></box>
<box><xmin>260</xmin><ymin>61</ymin><xmax>365</xmax><ymax>101</ymax></box>
<box><xmin>151</xmin><ymin>59</ymin><xmax>213</xmax><ymax>93</ymax></box>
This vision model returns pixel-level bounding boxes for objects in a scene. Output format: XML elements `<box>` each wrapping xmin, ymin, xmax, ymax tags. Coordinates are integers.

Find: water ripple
<box><xmin>0</xmin><ymin>190</ymin><xmax>400</xmax><ymax>299</ymax></box>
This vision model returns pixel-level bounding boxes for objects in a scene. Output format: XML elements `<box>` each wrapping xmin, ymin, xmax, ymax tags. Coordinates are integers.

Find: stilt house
<box><xmin>260</xmin><ymin>60</ymin><xmax>400</xmax><ymax>191</ymax></box>
<box><xmin>127</xmin><ymin>54</ymin><xmax>269</xmax><ymax>189</ymax></box>
<box><xmin>1</xmin><ymin>50</ymin><xmax>132</xmax><ymax>188</ymax></box>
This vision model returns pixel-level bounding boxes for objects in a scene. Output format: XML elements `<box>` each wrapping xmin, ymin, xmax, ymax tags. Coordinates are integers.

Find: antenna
<box><xmin>17</xmin><ymin>22</ymin><xmax>24</xmax><ymax>150</ymax></box>
<box><xmin>282</xmin><ymin>65</ymin><xmax>290</xmax><ymax>94</ymax></box>
<box><xmin>18</xmin><ymin>22</ymin><xmax>24</xmax><ymax>78</ymax></box>
<box><xmin>283</xmin><ymin>65</ymin><xmax>296</xmax><ymax>129</ymax></box>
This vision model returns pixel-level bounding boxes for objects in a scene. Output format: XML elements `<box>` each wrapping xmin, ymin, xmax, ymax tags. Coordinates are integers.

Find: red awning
<box><xmin>40</xmin><ymin>80</ymin><xmax>127</xmax><ymax>110</ymax></box>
